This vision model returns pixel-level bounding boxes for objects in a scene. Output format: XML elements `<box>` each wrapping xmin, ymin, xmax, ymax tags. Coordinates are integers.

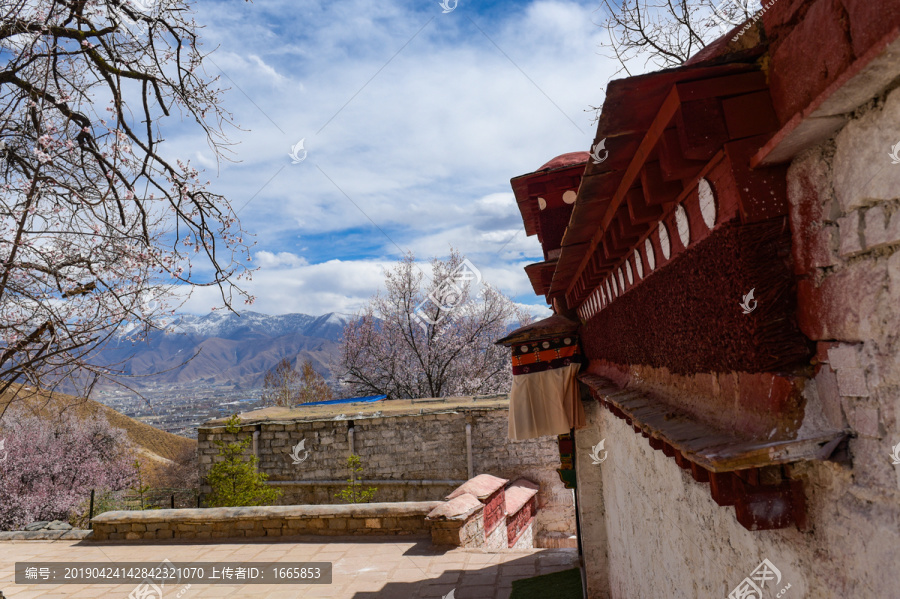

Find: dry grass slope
<box><xmin>0</xmin><ymin>384</ymin><xmax>195</xmax><ymax>462</ymax></box>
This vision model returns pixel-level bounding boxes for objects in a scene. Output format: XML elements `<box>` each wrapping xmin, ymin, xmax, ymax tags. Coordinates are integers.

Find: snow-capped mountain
<box><xmin>167</xmin><ymin>311</ymin><xmax>353</xmax><ymax>342</ymax></box>
<box><xmin>99</xmin><ymin>311</ymin><xmax>354</xmax><ymax>389</ymax></box>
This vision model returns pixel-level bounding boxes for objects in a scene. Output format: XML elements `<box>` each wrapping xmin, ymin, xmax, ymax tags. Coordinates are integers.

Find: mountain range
<box><xmin>99</xmin><ymin>311</ymin><xmax>352</xmax><ymax>389</ymax></box>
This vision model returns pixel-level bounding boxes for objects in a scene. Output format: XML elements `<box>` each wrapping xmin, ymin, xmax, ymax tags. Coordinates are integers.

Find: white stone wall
<box><xmin>574</xmin><ymin>401</ymin><xmax>610</xmax><ymax>599</ymax></box>
<box><xmin>576</xmin><ymin>84</ymin><xmax>900</xmax><ymax>599</ymax></box>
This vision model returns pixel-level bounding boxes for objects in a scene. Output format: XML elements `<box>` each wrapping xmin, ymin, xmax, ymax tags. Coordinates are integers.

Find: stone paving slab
<box><xmin>0</xmin><ymin>536</ymin><xmax>580</xmax><ymax>599</ymax></box>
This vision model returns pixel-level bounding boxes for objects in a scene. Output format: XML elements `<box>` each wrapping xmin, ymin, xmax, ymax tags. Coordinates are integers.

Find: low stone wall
<box><xmin>197</xmin><ymin>407</ymin><xmax>576</xmax><ymax>542</ymax></box>
<box><xmin>90</xmin><ymin>502</ymin><xmax>439</xmax><ymax>542</ymax></box>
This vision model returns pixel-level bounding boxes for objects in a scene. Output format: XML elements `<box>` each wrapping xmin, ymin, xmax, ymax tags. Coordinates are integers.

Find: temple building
<box><xmin>500</xmin><ymin>1</ymin><xmax>900</xmax><ymax>596</ymax></box>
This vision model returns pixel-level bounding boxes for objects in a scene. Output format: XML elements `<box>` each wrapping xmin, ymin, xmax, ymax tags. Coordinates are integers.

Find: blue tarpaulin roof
<box><xmin>298</xmin><ymin>394</ymin><xmax>387</xmax><ymax>407</ymax></box>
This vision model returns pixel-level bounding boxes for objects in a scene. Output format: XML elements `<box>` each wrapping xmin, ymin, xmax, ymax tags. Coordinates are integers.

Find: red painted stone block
<box><xmin>841</xmin><ymin>0</ymin><xmax>900</xmax><ymax>59</ymax></box>
<box><xmin>507</xmin><ymin>496</ymin><xmax>536</xmax><ymax>548</ymax></box>
<box><xmin>761</xmin><ymin>0</ymin><xmax>811</xmax><ymax>36</ymax></box>
<box><xmin>768</xmin><ymin>0</ymin><xmax>854</xmax><ymax>123</ymax></box>
<box><xmin>483</xmin><ymin>488</ymin><xmax>506</xmax><ymax>535</ymax></box>
<box><xmin>815</xmin><ymin>341</ymin><xmax>839</xmax><ymax>364</ymax></box>
<box><xmin>796</xmin><ymin>262</ymin><xmax>887</xmax><ymax>342</ymax></box>
<box><xmin>737</xmin><ymin>372</ymin><xmax>797</xmax><ymax>416</ymax></box>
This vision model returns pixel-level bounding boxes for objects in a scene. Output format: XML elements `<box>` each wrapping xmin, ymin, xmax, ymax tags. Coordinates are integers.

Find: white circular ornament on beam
<box><xmin>618</xmin><ymin>267</ymin><xmax>625</xmax><ymax>291</ymax></box>
<box><xmin>562</xmin><ymin>190</ymin><xmax>577</xmax><ymax>204</ymax></box>
<box><xmin>634</xmin><ymin>249</ymin><xmax>644</xmax><ymax>279</ymax></box>
<box><xmin>698</xmin><ymin>178</ymin><xmax>716</xmax><ymax>229</ymax></box>
<box><xmin>675</xmin><ymin>204</ymin><xmax>690</xmax><ymax>248</ymax></box>
<box><xmin>626</xmin><ymin>260</ymin><xmax>634</xmax><ymax>285</ymax></box>
<box><xmin>645</xmin><ymin>238</ymin><xmax>656</xmax><ymax>271</ymax></box>
<box><xmin>537</xmin><ymin>197</ymin><xmax>547</xmax><ymax>211</ymax></box>
<box><xmin>659</xmin><ymin>222</ymin><xmax>671</xmax><ymax>260</ymax></box>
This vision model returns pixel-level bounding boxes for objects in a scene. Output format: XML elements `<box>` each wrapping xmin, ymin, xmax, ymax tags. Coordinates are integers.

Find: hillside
<box><xmin>94</xmin><ymin>311</ymin><xmax>352</xmax><ymax>389</ymax></box>
<box><xmin>0</xmin><ymin>385</ymin><xmax>195</xmax><ymax>463</ymax></box>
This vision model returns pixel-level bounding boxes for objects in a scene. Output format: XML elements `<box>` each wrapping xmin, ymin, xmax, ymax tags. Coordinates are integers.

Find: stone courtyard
<box><xmin>0</xmin><ymin>537</ymin><xmax>579</xmax><ymax>598</ymax></box>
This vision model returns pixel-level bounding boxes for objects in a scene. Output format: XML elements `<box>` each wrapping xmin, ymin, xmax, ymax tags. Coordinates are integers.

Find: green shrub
<box><xmin>206</xmin><ymin>415</ymin><xmax>281</xmax><ymax>507</ymax></box>
<box><xmin>334</xmin><ymin>454</ymin><xmax>377</xmax><ymax>504</ymax></box>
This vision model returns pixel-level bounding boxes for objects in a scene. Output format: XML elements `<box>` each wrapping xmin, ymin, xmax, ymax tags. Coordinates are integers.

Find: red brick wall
<box><xmin>482</xmin><ymin>488</ymin><xmax>506</xmax><ymax>535</ymax></box>
<box><xmin>507</xmin><ymin>496</ymin><xmax>537</xmax><ymax>547</ymax></box>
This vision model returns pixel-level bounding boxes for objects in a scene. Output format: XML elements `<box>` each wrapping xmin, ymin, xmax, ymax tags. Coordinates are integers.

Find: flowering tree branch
<box><xmin>0</xmin><ymin>0</ymin><xmax>254</xmax><ymax>403</ymax></box>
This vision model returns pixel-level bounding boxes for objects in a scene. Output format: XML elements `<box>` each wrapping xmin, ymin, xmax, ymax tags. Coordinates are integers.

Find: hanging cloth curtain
<box><xmin>507</xmin><ymin>337</ymin><xmax>586</xmax><ymax>440</ymax></box>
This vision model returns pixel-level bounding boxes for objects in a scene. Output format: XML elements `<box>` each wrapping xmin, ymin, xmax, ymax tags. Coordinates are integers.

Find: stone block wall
<box><xmin>90</xmin><ymin>503</ymin><xmax>440</xmax><ymax>542</ymax></box>
<box><xmin>197</xmin><ymin>407</ymin><xmax>574</xmax><ymax>541</ymax></box>
<box><xmin>428</xmin><ymin>512</ymin><xmax>484</xmax><ymax>547</ymax></box>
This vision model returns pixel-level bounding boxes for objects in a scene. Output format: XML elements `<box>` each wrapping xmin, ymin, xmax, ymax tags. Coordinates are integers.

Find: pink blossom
<box><xmin>0</xmin><ymin>407</ymin><xmax>137</xmax><ymax>530</ymax></box>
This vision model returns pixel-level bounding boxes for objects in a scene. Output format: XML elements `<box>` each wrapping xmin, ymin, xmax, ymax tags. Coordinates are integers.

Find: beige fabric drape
<box><xmin>508</xmin><ymin>363</ymin><xmax>586</xmax><ymax>440</ymax></box>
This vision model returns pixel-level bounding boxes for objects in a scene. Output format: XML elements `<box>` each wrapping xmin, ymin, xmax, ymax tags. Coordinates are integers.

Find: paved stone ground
<box><xmin>0</xmin><ymin>536</ymin><xmax>580</xmax><ymax>598</ymax></box>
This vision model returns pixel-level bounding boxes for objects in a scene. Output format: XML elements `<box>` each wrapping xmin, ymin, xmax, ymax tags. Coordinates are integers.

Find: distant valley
<box><xmin>88</xmin><ymin>311</ymin><xmax>353</xmax><ymax>437</ymax></box>
<box><xmin>99</xmin><ymin>311</ymin><xmax>352</xmax><ymax>390</ymax></box>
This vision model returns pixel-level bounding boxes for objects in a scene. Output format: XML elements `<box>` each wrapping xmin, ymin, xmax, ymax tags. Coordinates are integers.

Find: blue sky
<box><xmin>166</xmin><ymin>0</ymin><xmax>621</xmax><ymax>317</ymax></box>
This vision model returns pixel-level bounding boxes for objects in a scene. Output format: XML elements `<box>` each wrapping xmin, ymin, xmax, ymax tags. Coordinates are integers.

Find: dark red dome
<box><xmin>537</xmin><ymin>152</ymin><xmax>590</xmax><ymax>172</ymax></box>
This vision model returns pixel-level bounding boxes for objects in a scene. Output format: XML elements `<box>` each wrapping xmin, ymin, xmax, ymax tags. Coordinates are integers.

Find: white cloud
<box><xmin>158</xmin><ymin>0</ymin><xmax>624</xmax><ymax>317</ymax></box>
<box><xmin>517</xmin><ymin>302</ymin><xmax>553</xmax><ymax>321</ymax></box>
<box><xmin>178</xmin><ymin>259</ymin><xmax>390</xmax><ymax>316</ymax></box>
<box><xmin>254</xmin><ymin>251</ymin><xmax>309</xmax><ymax>268</ymax></box>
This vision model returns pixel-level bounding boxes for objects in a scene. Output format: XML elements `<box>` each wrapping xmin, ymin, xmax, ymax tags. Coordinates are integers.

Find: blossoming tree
<box><xmin>0</xmin><ymin>0</ymin><xmax>252</xmax><ymax>409</ymax></box>
<box><xmin>340</xmin><ymin>251</ymin><xmax>530</xmax><ymax>399</ymax></box>
<box><xmin>0</xmin><ymin>406</ymin><xmax>136</xmax><ymax>530</ymax></box>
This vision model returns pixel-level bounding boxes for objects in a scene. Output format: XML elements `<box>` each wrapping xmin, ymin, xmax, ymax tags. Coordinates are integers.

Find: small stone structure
<box><xmin>197</xmin><ymin>397</ymin><xmax>575</xmax><ymax>547</ymax></box>
<box><xmin>425</xmin><ymin>474</ymin><xmax>540</xmax><ymax>550</ymax></box>
<box><xmin>90</xmin><ymin>502</ymin><xmax>439</xmax><ymax>541</ymax></box>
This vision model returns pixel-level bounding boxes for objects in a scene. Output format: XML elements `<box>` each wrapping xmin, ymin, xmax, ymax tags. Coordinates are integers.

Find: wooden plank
<box><xmin>580</xmin><ymin>373</ymin><xmax>847</xmax><ymax>473</ymax></box>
